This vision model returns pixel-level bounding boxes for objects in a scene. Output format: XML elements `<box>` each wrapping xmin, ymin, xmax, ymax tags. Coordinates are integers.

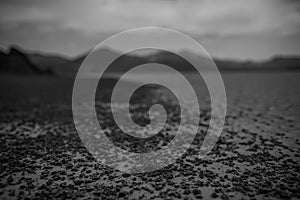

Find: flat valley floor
<box><xmin>0</xmin><ymin>72</ymin><xmax>299</xmax><ymax>200</ymax></box>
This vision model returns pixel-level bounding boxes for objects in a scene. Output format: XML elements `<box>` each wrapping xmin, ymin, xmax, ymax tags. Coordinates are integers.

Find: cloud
<box><xmin>0</xmin><ymin>0</ymin><xmax>299</xmax><ymax>59</ymax></box>
<box><xmin>1</xmin><ymin>0</ymin><xmax>299</xmax><ymax>36</ymax></box>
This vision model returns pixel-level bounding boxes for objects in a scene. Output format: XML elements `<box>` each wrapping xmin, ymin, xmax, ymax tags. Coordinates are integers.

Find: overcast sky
<box><xmin>0</xmin><ymin>0</ymin><xmax>299</xmax><ymax>60</ymax></box>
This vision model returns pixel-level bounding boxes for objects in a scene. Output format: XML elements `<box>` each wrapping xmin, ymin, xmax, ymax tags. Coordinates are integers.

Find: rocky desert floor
<box><xmin>0</xmin><ymin>72</ymin><xmax>299</xmax><ymax>200</ymax></box>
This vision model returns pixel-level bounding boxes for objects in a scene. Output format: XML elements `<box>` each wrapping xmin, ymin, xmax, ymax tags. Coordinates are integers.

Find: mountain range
<box><xmin>0</xmin><ymin>46</ymin><xmax>299</xmax><ymax>76</ymax></box>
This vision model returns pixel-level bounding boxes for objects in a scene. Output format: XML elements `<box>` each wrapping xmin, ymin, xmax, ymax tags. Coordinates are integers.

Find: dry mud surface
<box><xmin>0</xmin><ymin>72</ymin><xmax>299</xmax><ymax>200</ymax></box>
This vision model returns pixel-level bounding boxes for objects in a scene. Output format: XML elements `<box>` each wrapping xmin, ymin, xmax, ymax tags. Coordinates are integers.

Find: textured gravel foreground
<box><xmin>0</xmin><ymin>73</ymin><xmax>300</xmax><ymax>200</ymax></box>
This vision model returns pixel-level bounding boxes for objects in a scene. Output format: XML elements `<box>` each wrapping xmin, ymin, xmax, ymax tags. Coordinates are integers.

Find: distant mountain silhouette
<box><xmin>28</xmin><ymin>52</ymin><xmax>79</xmax><ymax>76</ymax></box>
<box><xmin>0</xmin><ymin>47</ymin><xmax>53</xmax><ymax>75</ymax></box>
<box><xmin>0</xmin><ymin>46</ymin><xmax>299</xmax><ymax>76</ymax></box>
<box><xmin>214</xmin><ymin>56</ymin><xmax>300</xmax><ymax>71</ymax></box>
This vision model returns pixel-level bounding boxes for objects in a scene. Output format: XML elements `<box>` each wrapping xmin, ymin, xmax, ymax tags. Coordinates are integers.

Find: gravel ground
<box><xmin>0</xmin><ymin>73</ymin><xmax>299</xmax><ymax>200</ymax></box>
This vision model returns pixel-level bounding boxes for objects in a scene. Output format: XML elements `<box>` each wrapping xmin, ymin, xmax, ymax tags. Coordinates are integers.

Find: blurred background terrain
<box><xmin>0</xmin><ymin>0</ymin><xmax>300</xmax><ymax>199</ymax></box>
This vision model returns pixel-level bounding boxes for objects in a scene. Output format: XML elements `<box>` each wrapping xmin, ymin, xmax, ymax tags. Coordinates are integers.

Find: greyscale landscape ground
<box><xmin>0</xmin><ymin>72</ymin><xmax>299</xmax><ymax>200</ymax></box>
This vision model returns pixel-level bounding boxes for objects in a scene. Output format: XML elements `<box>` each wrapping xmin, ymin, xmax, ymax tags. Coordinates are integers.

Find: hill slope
<box><xmin>1</xmin><ymin>47</ymin><xmax>299</xmax><ymax>76</ymax></box>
